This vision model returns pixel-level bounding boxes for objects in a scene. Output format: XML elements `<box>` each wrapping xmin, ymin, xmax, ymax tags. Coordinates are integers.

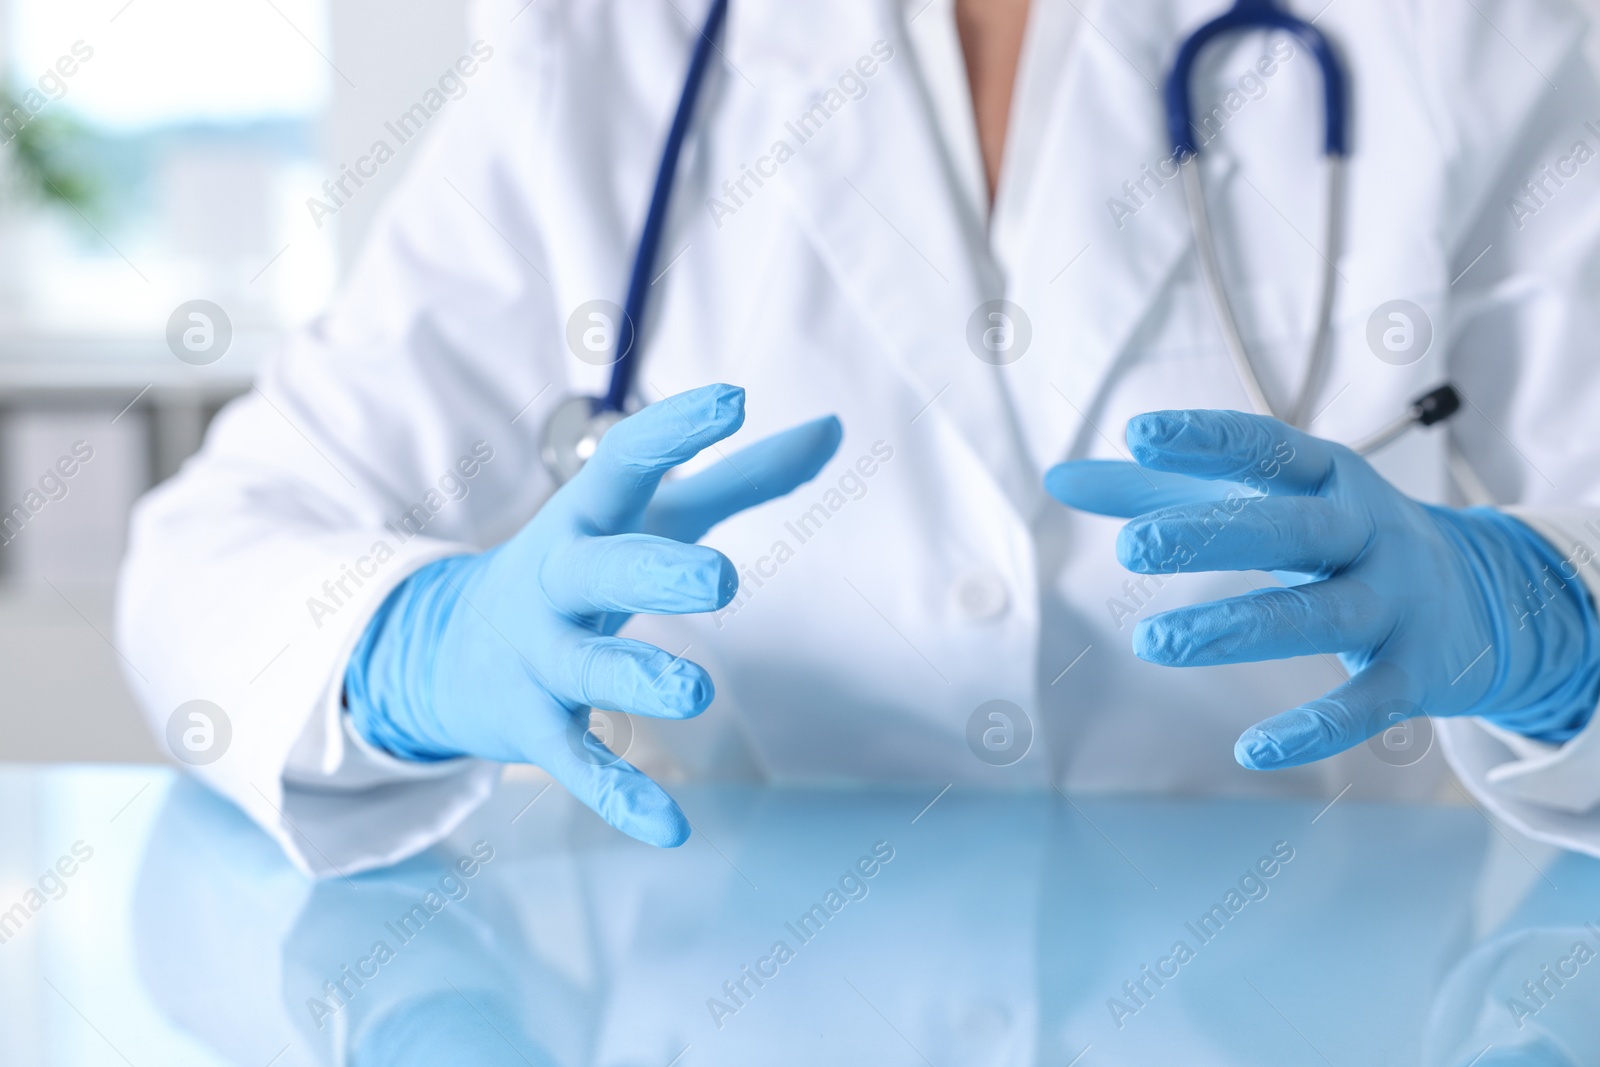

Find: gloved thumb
<box><xmin>1235</xmin><ymin>662</ymin><xmax>1425</xmax><ymax>770</ymax></box>
<box><xmin>1043</xmin><ymin>459</ymin><xmax>1225</xmax><ymax>517</ymax></box>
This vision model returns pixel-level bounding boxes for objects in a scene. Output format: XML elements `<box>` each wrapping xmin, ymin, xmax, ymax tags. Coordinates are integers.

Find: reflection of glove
<box><xmin>345</xmin><ymin>384</ymin><xmax>840</xmax><ymax>845</ymax></box>
<box><xmin>1465</xmin><ymin>1042</ymin><xmax>1576</xmax><ymax>1067</ymax></box>
<box><xmin>1423</xmin><ymin>925</ymin><xmax>1600</xmax><ymax>1067</ymax></box>
<box><xmin>353</xmin><ymin>990</ymin><xmax>556</xmax><ymax>1067</ymax></box>
<box><xmin>1045</xmin><ymin>409</ymin><xmax>1600</xmax><ymax>770</ymax></box>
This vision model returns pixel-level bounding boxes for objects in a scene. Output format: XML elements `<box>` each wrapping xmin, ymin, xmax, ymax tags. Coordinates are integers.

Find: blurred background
<box><xmin>0</xmin><ymin>0</ymin><xmax>469</xmax><ymax>762</ymax></box>
<box><xmin>3</xmin><ymin>0</ymin><xmax>1600</xmax><ymax>765</ymax></box>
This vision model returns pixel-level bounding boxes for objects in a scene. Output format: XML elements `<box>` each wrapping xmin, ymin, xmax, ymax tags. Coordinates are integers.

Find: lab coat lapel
<box><xmin>1005</xmin><ymin>0</ymin><xmax>1222</xmax><ymax>477</ymax></box>
<box><xmin>739</xmin><ymin>0</ymin><xmax>1037</xmax><ymax>511</ymax></box>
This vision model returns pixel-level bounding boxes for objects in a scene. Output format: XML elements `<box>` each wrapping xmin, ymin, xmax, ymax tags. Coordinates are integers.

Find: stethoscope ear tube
<box><xmin>1163</xmin><ymin>0</ymin><xmax>1348</xmax><ymax>161</ymax></box>
<box><xmin>1165</xmin><ymin>0</ymin><xmax>1465</xmax><ymax>456</ymax></box>
<box><xmin>1177</xmin><ymin>152</ymin><xmax>1345</xmax><ymax>431</ymax></box>
<box><xmin>1168</xmin><ymin>9</ymin><xmax>1462</xmax><ymax>460</ymax></box>
<box><xmin>1168</xmin><ymin>0</ymin><xmax>1351</xmax><ymax>432</ymax></box>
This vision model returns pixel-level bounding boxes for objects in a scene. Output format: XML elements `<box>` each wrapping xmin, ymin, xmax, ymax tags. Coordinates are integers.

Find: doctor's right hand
<box><xmin>343</xmin><ymin>384</ymin><xmax>841</xmax><ymax>847</ymax></box>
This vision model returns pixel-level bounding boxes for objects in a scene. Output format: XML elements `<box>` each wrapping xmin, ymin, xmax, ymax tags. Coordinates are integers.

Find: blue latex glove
<box><xmin>354</xmin><ymin>991</ymin><xmax>555</xmax><ymax>1067</ymax></box>
<box><xmin>1044</xmin><ymin>409</ymin><xmax>1600</xmax><ymax>770</ymax></box>
<box><xmin>345</xmin><ymin>384</ymin><xmax>841</xmax><ymax>845</ymax></box>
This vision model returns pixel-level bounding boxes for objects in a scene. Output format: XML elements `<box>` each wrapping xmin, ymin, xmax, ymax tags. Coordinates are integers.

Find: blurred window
<box><xmin>1</xmin><ymin>0</ymin><xmax>337</xmax><ymax>336</ymax></box>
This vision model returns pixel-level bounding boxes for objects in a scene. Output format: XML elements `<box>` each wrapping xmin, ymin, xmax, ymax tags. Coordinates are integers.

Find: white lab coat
<box><xmin>117</xmin><ymin>0</ymin><xmax>1600</xmax><ymax>877</ymax></box>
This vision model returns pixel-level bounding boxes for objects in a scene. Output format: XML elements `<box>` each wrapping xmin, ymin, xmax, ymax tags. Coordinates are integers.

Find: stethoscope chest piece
<box><xmin>541</xmin><ymin>395</ymin><xmax>626</xmax><ymax>485</ymax></box>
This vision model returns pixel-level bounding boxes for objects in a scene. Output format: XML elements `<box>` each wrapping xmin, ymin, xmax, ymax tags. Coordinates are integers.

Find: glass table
<box><xmin>1</xmin><ymin>765</ymin><xmax>1596</xmax><ymax>1065</ymax></box>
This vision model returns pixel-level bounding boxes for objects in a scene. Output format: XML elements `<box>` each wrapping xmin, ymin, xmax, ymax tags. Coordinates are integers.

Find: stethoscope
<box><xmin>541</xmin><ymin>0</ymin><xmax>1458</xmax><ymax>485</ymax></box>
<box><xmin>1166</xmin><ymin>0</ymin><xmax>1460</xmax><ymax>454</ymax></box>
<box><xmin>540</xmin><ymin>0</ymin><xmax>730</xmax><ymax>483</ymax></box>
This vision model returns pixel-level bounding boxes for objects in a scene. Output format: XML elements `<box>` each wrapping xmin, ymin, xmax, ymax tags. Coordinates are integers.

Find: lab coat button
<box><xmin>955</xmin><ymin>570</ymin><xmax>1010</xmax><ymax>621</ymax></box>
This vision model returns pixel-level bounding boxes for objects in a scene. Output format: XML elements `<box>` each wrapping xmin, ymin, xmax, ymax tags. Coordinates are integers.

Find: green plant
<box><xmin>0</xmin><ymin>89</ymin><xmax>95</xmax><ymax>213</ymax></box>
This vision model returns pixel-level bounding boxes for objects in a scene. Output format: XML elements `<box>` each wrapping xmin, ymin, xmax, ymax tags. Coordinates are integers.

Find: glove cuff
<box><xmin>1455</xmin><ymin>508</ymin><xmax>1600</xmax><ymax>743</ymax></box>
<box><xmin>344</xmin><ymin>552</ymin><xmax>484</xmax><ymax>762</ymax></box>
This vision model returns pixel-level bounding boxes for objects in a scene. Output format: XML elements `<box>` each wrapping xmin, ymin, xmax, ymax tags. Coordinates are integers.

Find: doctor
<box><xmin>119</xmin><ymin>0</ymin><xmax>1600</xmax><ymax>876</ymax></box>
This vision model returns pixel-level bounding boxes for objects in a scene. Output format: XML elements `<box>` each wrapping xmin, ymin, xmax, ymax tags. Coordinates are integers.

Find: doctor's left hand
<box><xmin>343</xmin><ymin>384</ymin><xmax>841</xmax><ymax>846</ymax></box>
<box><xmin>1045</xmin><ymin>409</ymin><xmax>1600</xmax><ymax>771</ymax></box>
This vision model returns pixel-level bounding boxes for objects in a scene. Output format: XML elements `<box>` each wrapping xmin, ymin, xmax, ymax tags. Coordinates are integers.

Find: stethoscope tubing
<box><xmin>605</xmin><ymin>0</ymin><xmax>730</xmax><ymax>414</ymax></box>
<box><xmin>1178</xmin><ymin>154</ymin><xmax>1345</xmax><ymax>433</ymax></box>
<box><xmin>1166</xmin><ymin>0</ymin><xmax>1350</xmax><ymax>434</ymax></box>
<box><xmin>1164</xmin><ymin>0</ymin><xmax>1463</xmax><ymax>464</ymax></box>
<box><xmin>550</xmin><ymin>0</ymin><xmax>1464</xmax><ymax>493</ymax></box>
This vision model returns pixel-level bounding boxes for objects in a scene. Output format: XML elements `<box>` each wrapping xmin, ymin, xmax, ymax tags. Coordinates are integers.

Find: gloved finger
<box><xmin>1234</xmin><ymin>661</ymin><xmax>1416</xmax><ymax>770</ymax></box>
<box><xmin>1117</xmin><ymin>496</ymin><xmax>1366</xmax><ymax>575</ymax></box>
<box><xmin>1124</xmin><ymin>409</ymin><xmax>1344</xmax><ymax>495</ymax></box>
<box><xmin>542</xmin><ymin>632</ymin><xmax>715</xmax><ymax>720</ymax></box>
<box><xmin>542</xmin><ymin>534</ymin><xmax>737</xmax><ymax>616</ymax></box>
<box><xmin>1134</xmin><ymin>578</ymin><xmax>1387</xmax><ymax>666</ymax></box>
<box><xmin>539</xmin><ymin>738</ymin><xmax>691</xmax><ymax>847</ymax></box>
<box><xmin>1043</xmin><ymin>460</ymin><xmax>1231</xmax><ymax>517</ymax></box>
<box><xmin>565</xmin><ymin>383</ymin><xmax>747</xmax><ymax>533</ymax></box>
<box><xmin>644</xmin><ymin>415</ymin><xmax>843</xmax><ymax>543</ymax></box>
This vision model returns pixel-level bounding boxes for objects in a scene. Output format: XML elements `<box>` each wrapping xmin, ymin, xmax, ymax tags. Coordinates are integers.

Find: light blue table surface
<box><xmin>2</xmin><ymin>765</ymin><xmax>1598</xmax><ymax>1066</ymax></box>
